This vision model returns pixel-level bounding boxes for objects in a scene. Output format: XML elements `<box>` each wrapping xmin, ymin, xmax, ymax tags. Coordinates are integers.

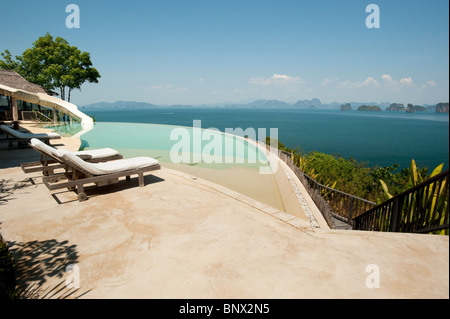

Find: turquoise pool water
<box><xmin>71</xmin><ymin>122</ymin><xmax>284</xmax><ymax>210</ymax></box>
<box><xmin>43</xmin><ymin>121</ymin><xmax>84</xmax><ymax>137</ymax></box>
<box><xmin>79</xmin><ymin>122</ymin><xmax>271</xmax><ymax>171</ymax></box>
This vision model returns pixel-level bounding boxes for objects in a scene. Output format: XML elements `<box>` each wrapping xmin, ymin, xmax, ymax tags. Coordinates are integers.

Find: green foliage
<box><xmin>379</xmin><ymin>159</ymin><xmax>447</xmax><ymax>235</ymax></box>
<box><xmin>0</xmin><ymin>239</ymin><xmax>16</xmax><ymax>299</ymax></box>
<box><xmin>265</xmin><ymin>136</ymin><xmax>285</xmax><ymax>151</ymax></box>
<box><xmin>86</xmin><ymin>114</ymin><xmax>96</xmax><ymax>123</ymax></box>
<box><xmin>0</xmin><ymin>32</ymin><xmax>100</xmax><ymax>102</ymax></box>
<box><xmin>0</xmin><ymin>50</ymin><xmax>19</xmax><ymax>70</ymax></box>
<box><xmin>301</xmin><ymin>151</ymin><xmax>376</xmax><ymax>199</ymax></box>
<box><xmin>271</xmin><ymin>137</ymin><xmax>445</xmax><ymax>205</ymax></box>
<box><xmin>379</xmin><ymin>180</ymin><xmax>393</xmax><ymax>199</ymax></box>
<box><xmin>378</xmin><ymin>159</ymin><xmax>439</xmax><ymax>201</ymax></box>
<box><xmin>293</xmin><ymin>152</ymin><xmax>320</xmax><ymax>181</ymax></box>
<box><xmin>271</xmin><ymin>137</ymin><xmax>448</xmax><ymax>234</ymax></box>
<box><xmin>371</xmin><ymin>164</ymin><xmax>410</xmax><ymax>202</ymax></box>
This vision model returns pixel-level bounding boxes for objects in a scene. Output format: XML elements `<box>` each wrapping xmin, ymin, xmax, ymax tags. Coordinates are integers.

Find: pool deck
<box><xmin>0</xmin><ymin>123</ymin><xmax>448</xmax><ymax>299</ymax></box>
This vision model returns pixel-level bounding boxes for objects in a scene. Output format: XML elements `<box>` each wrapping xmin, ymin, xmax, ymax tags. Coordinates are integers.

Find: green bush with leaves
<box><xmin>379</xmin><ymin>159</ymin><xmax>448</xmax><ymax>235</ymax></box>
<box><xmin>267</xmin><ymin>137</ymin><xmax>448</xmax><ymax>234</ymax></box>
<box><xmin>266</xmin><ymin>137</ymin><xmax>445</xmax><ymax>203</ymax></box>
<box><xmin>0</xmin><ymin>238</ymin><xmax>15</xmax><ymax>299</ymax></box>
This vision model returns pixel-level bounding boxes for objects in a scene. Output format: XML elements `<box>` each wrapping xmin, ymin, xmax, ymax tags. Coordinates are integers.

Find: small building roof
<box><xmin>0</xmin><ymin>69</ymin><xmax>47</xmax><ymax>94</ymax></box>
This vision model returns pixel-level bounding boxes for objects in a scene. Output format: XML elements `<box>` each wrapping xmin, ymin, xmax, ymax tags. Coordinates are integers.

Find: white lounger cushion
<box><xmin>59</xmin><ymin>149</ymin><xmax>160</xmax><ymax>176</ymax></box>
<box><xmin>1</xmin><ymin>125</ymin><xmax>60</xmax><ymax>139</ymax></box>
<box><xmin>30</xmin><ymin>138</ymin><xmax>120</xmax><ymax>160</ymax></box>
<box><xmin>30</xmin><ymin>138</ymin><xmax>61</xmax><ymax>157</ymax></box>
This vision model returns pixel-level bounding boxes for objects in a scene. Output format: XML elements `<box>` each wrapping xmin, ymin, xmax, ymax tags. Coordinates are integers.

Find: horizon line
<box><xmin>79</xmin><ymin>98</ymin><xmax>449</xmax><ymax>108</ymax></box>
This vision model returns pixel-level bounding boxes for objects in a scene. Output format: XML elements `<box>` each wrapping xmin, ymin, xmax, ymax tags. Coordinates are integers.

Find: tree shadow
<box><xmin>0</xmin><ymin>178</ymin><xmax>34</xmax><ymax>205</ymax></box>
<box><xmin>6</xmin><ymin>239</ymin><xmax>90</xmax><ymax>299</ymax></box>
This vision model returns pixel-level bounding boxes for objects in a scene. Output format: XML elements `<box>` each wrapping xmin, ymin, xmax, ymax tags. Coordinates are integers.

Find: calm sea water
<box><xmin>81</xmin><ymin>107</ymin><xmax>449</xmax><ymax>170</ymax></box>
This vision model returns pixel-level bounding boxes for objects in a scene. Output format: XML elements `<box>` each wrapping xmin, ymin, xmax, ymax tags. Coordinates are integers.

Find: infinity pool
<box><xmin>59</xmin><ymin>122</ymin><xmax>285</xmax><ymax>210</ymax></box>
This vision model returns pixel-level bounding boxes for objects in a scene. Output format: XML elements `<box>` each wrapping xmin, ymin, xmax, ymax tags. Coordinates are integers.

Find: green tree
<box><xmin>0</xmin><ymin>32</ymin><xmax>100</xmax><ymax>102</ymax></box>
<box><xmin>0</xmin><ymin>50</ymin><xmax>19</xmax><ymax>70</ymax></box>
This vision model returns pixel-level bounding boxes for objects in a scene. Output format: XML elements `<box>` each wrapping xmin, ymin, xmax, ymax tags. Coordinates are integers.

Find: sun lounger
<box><xmin>0</xmin><ymin>124</ymin><xmax>61</xmax><ymax>147</ymax></box>
<box><xmin>21</xmin><ymin>138</ymin><xmax>123</xmax><ymax>175</ymax></box>
<box><xmin>43</xmin><ymin>149</ymin><xmax>161</xmax><ymax>201</ymax></box>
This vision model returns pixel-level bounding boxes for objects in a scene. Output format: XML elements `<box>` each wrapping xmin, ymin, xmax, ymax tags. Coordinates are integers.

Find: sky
<box><xmin>1</xmin><ymin>0</ymin><xmax>449</xmax><ymax>106</ymax></box>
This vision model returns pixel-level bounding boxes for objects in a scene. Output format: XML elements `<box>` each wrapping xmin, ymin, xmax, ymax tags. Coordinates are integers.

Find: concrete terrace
<box><xmin>0</xmin><ymin>124</ymin><xmax>448</xmax><ymax>299</ymax></box>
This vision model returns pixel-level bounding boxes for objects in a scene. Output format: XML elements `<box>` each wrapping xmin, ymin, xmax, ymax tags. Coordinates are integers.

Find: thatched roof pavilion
<box><xmin>0</xmin><ymin>69</ymin><xmax>47</xmax><ymax>123</ymax></box>
<box><xmin>0</xmin><ymin>69</ymin><xmax>59</xmax><ymax>123</ymax></box>
<box><xmin>0</xmin><ymin>69</ymin><xmax>47</xmax><ymax>94</ymax></box>
<box><xmin>0</xmin><ymin>69</ymin><xmax>94</xmax><ymax>131</ymax></box>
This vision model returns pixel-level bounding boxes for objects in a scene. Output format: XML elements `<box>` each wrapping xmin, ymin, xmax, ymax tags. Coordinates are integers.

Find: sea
<box><xmin>80</xmin><ymin>107</ymin><xmax>449</xmax><ymax>171</ymax></box>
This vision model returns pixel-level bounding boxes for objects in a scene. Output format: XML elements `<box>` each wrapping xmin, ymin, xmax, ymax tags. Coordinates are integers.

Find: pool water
<box><xmin>42</xmin><ymin>121</ymin><xmax>84</xmax><ymax>137</ymax></box>
<box><xmin>77</xmin><ymin>122</ymin><xmax>285</xmax><ymax>210</ymax></box>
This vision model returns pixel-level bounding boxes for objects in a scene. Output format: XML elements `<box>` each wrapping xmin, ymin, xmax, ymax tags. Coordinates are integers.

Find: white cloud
<box><xmin>421</xmin><ymin>80</ymin><xmax>437</xmax><ymax>88</ymax></box>
<box><xmin>338</xmin><ymin>76</ymin><xmax>380</xmax><ymax>89</ymax></box>
<box><xmin>381</xmin><ymin>74</ymin><xmax>394</xmax><ymax>83</ymax></box>
<box><xmin>363</xmin><ymin>77</ymin><xmax>380</xmax><ymax>87</ymax></box>
<box><xmin>320</xmin><ymin>77</ymin><xmax>338</xmax><ymax>86</ymax></box>
<box><xmin>400</xmin><ymin>77</ymin><xmax>414</xmax><ymax>86</ymax></box>
<box><xmin>249</xmin><ymin>74</ymin><xmax>306</xmax><ymax>86</ymax></box>
<box><xmin>380</xmin><ymin>74</ymin><xmax>416</xmax><ymax>88</ymax></box>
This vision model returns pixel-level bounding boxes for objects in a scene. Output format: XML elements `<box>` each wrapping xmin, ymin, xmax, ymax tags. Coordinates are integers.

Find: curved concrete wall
<box><xmin>0</xmin><ymin>84</ymin><xmax>94</xmax><ymax>135</ymax></box>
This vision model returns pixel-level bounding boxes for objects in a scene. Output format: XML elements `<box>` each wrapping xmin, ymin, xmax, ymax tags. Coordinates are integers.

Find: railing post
<box><xmin>52</xmin><ymin>109</ymin><xmax>58</xmax><ymax>124</ymax></box>
<box><xmin>389</xmin><ymin>197</ymin><xmax>400</xmax><ymax>232</ymax></box>
<box><xmin>343</xmin><ymin>170</ymin><xmax>448</xmax><ymax>233</ymax></box>
<box><xmin>348</xmin><ymin>197</ymin><xmax>354</xmax><ymax>226</ymax></box>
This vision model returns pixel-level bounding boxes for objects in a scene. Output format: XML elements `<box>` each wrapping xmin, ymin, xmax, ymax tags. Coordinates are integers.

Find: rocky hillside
<box><xmin>436</xmin><ymin>102</ymin><xmax>449</xmax><ymax>113</ymax></box>
<box><xmin>357</xmin><ymin>105</ymin><xmax>382</xmax><ymax>111</ymax></box>
<box><xmin>340</xmin><ymin>103</ymin><xmax>352</xmax><ymax>111</ymax></box>
<box><xmin>386</xmin><ymin>103</ymin><xmax>405</xmax><ymax>111</ymax></box>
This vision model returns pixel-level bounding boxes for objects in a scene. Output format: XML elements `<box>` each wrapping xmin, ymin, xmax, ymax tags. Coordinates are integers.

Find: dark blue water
<box><xmin>82</xmin><ymin>107</ymin><xmax>449</xmax><ymax>170</ymax></box>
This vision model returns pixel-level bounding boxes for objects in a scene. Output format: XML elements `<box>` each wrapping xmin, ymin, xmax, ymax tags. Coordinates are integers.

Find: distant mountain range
<box><xmin>80</xmin><ymin>99</ymin><xmax>448</xmax><ymax>112</ymax></box>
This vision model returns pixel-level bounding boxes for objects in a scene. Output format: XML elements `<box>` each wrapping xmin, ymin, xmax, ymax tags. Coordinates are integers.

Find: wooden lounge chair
<box><xmin>0</xmin><ymin>124</ymin><xmax>61</xmax><ymax>148</ymax></box>
<box><xmin>43</xmin><ymin>149</ymin><xmax>161</xmax><ymax>202</ymax></box>
<box><xmin>21</xmin><ymin>138</ymin><xmax>124</xmax><ymax>176</ymax></box>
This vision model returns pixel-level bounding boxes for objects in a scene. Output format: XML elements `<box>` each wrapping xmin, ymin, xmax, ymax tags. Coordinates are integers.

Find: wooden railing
<box><xmin>353</xmin><ymin>170</ymin><xmax>449</xmax><ymax>234</ymax></box>
<box><xmin>263</xmin><ymin>142</ymin><xmax>448</xmax><ymax>234</ymax></box>
<box><xmin>302</xmin><ymin>173</ymin><xmax>376</xmax><ymax>224</ymax></box>
<box><xmin>274</xmin><ymin>149</ymin><xmax>376</xmax><ymax>228</ymax></box>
